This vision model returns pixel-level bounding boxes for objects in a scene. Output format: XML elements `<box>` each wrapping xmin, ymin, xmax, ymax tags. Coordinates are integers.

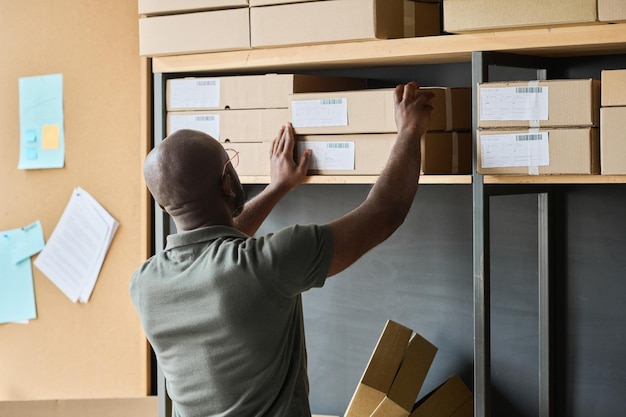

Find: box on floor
<box><xmin>250</xmin><ymin>0</ymin><xmax>440</xmax><ymax>48</ymax></box>
<box><xmin>409</xmin><ymin>375</ymin><xmax>473</xmax><ymax>417</ymax></box>
<box><xmin>345</xmin><ymin>320</ymin><xmax>437</xmax><ymax>417</ymax></box>
<box><xmin>477</xmin><ymin>128</ymin><xmax>599</xmax><ymax>175</ymax></box>
<box><xmin>290</xmin><ymin>87</ymin><xmax>471</xmax><ymax>135</ymax></box>
<box><xmin>600</xmin><ymin>107</ymin><xmax>626</xmax><ymax>175</ymax></box>
<box><xmin>166</xmin><ymin>74</ymin><xmax>367</xmax><ymax>111</ymax></box>
<box><xmin>477</xmin><ymin>79</ymin><xmax>600</xmax><ymax>129</ymax></box>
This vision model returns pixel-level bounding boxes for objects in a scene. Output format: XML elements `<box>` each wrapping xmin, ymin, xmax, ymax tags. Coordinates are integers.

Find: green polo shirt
<box><xmin>130</xmin><ymin>224</ymin><xmax>333</xmax><ymax>417</ymax></box>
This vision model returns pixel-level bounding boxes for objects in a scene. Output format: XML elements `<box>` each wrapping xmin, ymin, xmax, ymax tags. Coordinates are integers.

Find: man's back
<box><xmin>130</xmin><ymin>224</ymin><xmax>333</xmax><ymax>417</ymax></box>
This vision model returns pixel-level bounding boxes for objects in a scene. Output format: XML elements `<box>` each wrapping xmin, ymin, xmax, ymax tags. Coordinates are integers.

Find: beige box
<box><xmin>297</xmin><ymin>132</ymin><xmax>469</xmax><ymax>175</ymax></box>
<box><xmin>600</xmin><ymin>107</ymin><xmax>626</xmax><ymax>175</ymax></box>
<box><xmin>139</xmin><ymin>0</ymin><xmax>248</xmax><ymax>16</ymax></box>
<box><xmin>478</xmin><ymin>79</ymin><xmax>600</xmax><ymax>129</ymax></box>
<box><xmin>443</xmin><ymin>0</ymin><xmax>598</xmax><ymax>33</ymax></box>
<box><xmin>139</xmin><ymin>8</ymin><xmax>250</xmax><ymax>56</ymax></box>
<box><xmin>167</xmin><ymin>74</ymin><xmax>367</xmax><ymax>111</ymax></box>
<box><xmin>223</xmin><ymin>141</ymin><xmax>272</xmax><ymax>176</ymax></box>
<box><xmin>167</xmin><ymin>108</ymin><xmax>289</xmax><ymax>142</ymax></box>
<box><xmin>344</xmin><ymin>320</ymin><xmax>413</xmax><ymax>417</ymax></box>
<box><xmin>371</xmin><ymin>333</ymin><xmax>438</xmax><ymax>417</ymax></box>
<box><xmin>250</xmin><ymin>0</ymin><xmax>409</xmax><ymax>48</ymax></box>
<box><xmin>410</xmin><ymin>375</ymin><xmax>472</xmax><ymax>417</ymax></box>
<box><xmin>405</xmin><ymin>1</ymin><xmax>441</xmax><ymax>38</ymax></box>
<box><xmin>249</xmin><ymin>0</ymin><xmax>318</xmax><ymax>5</ymax></box>
<box><xmin>477</xmin><ymin>128</ymin><xmax>599</xmax><ymax>175</ymax></box>
<box><xmin>599</xmin><ymin>0</ymin><xmax>626</xmax><ymax>22</ymax></box>
<box><xmin>290</xmin><ymin>87</ymin><xmax>471</xmax><ymax>135</ymax></box>
<box><xmin>601</xmin><ymin>69</ymin><xmax>626</xmax><ymax>107</ymax></box>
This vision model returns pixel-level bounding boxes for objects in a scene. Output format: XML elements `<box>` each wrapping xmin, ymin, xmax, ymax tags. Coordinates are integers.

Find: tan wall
<box><xmin>0</xmin><ymin>0</ymin><xmax>150</xmax><ymax>401</ymax></box>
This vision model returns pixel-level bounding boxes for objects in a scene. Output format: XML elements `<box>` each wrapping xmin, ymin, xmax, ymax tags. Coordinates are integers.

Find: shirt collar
<box><xmin>165</xmin><ymin>225</ymin><xmax>249</xmax><ymax>250</ymax></box>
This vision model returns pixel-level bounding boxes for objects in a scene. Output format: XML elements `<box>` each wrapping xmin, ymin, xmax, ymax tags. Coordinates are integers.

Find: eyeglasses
<box><xmin>221</xmin><ymin>148</ymin><xmax>240</xmax><ymax>177</ymax></box>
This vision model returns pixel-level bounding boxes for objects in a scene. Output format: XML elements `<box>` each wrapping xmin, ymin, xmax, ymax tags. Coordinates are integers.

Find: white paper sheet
<box><xmin>291</xmin><ymin>98</ymin><xmax>348</xmax><ymax>128</ymax></box>
<box><xmin>481</xmin><ymin>132</ymin><xmax>550</xmax><ymax>168</ymax></box>
<box><xmin>34</xmin><ymin>187</ymin><xmax>119</xmax><ymax>303</ymax></box>
<box><xmin>297</xmin><ymin>142</ymin><xmax>355</xmax><ymax>170</ymax></box>
<box><xmin>480</xmin><ymin>86</ymin><xmax>549</xmax><ymax>121</ymax></box>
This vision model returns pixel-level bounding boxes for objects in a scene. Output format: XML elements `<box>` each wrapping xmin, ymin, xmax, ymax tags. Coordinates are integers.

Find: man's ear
<box><xmin>221</xmin><ymin>173</ymin><xmax>236</xmax><ymax>197</ymax></box>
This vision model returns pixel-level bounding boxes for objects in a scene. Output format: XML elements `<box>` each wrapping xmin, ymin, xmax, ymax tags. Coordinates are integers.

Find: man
<box><xmin>130</xmin><ymin>81</ymin><xmax>434</xmax><ymax>417</ymax></box>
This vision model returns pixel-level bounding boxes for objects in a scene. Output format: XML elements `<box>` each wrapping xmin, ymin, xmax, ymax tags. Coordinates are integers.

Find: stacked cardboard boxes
<box><xmin>139</xmin><ymin>0</ymin><xmax>441</xmax><ymax>56</ymax></box>
<box><xmin>443</xmin><ymin>0</ymin><xmax>623</xmax><ymax>33</ymax></box>
<box><xmin>345</xmin><ymin>320</ymin><xmax>472</xmax><ymax>417</ymax></box>
<box><xmin>600</xmin><ymin>69</ymin><xmax>626</xmax><ymax>175</ymax></box>
<box><xmin>138</xmin><ymin>1</ymin><xmax>251</xmax><ymax>56</ymax></box>
<box><xmin>287</xmin><ymin>86</ymin><xmax>472</xmax><ymax>175</ymax></box>
<box><xmin>476</xmin><ymin>79</ymin><xmax>601</xmax><ymax>175</ymax></box>
<box><xmin>165</xmin><ymin>73</ymin><xmax>367</xmax><ymax>176</ymax></box>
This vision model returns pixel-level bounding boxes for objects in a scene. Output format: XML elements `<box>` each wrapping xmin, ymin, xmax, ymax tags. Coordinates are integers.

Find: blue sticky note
<box><xmin>0</xmin><ymin>227</ymin><xmax>38</xmax><ymax>324</ymax></box>
<box><xmin>25</xmin><ymin>129</ymin><xmax>37</xmax><ymax>143</ymax></box>
<box><xmin>26</xmin><ymin>147</ymin><xmax>38</xmax><ymax>160</ymax></box>
<box><xmin>8</xmin><ymin>220</ymin><xmax>45</xmax><ymax>264</ymax></box>
<box><xmin>18</xmin><ymin>73</ymin><xmax>65</xmax><ymax>170</ymax></box>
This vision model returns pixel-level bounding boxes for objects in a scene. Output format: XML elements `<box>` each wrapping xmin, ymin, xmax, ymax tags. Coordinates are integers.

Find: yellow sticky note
<box><xmin>42</xmin><ymin>124</ymin><xmax>60</xmax><ymax>150</ymax></box>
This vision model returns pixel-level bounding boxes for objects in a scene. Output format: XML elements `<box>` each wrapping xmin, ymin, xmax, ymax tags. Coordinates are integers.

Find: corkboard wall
<box><xmin>0</xmin><ymin>0</ymin><xmax>150</xmax><ymax>400</ymax></box>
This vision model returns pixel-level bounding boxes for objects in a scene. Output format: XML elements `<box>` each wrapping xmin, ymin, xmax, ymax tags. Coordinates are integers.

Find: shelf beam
<box><xmin>240</xmin><ymin>175</ymin><xmax>473</xmax><ymax>185</ymax></box>
<box><xmin>152</xmin><ymin>23</ymin><xmax>626</xmax><ymax>73</ymax></box>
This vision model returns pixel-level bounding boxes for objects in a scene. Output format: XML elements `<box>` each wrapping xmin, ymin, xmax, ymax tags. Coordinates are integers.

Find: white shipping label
<box><xmin>169</xmin><ymin>114</ymin><xmax>220</xmax><ymax>140</ymax></box>
<box><xmin>480</xmin><ymin>86</ymin><xmax>549</xmax><ymax>121</ymax></box>
<box><xmin>291</xmin><ymin>98</ymin><xmax>348</xmax><ymax>128</ymax></box>
<box><xmin>481</xmin><ymin>132</ymin><xmax>550</xmax><ymax>168</ymax></box>
<box><xmin>297</xmin><ymin>142</ymin><xmax>355</xmax><ymax>170</ymax></box>
<box><xmin>169</xmin><ymin>78</ymin><xmax>220</xmax><ymax>109</ymax></box>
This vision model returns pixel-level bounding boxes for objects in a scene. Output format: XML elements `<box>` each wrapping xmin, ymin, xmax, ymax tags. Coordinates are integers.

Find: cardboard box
<box><xmin>250</xmin><ymin>0</ymin><xmax>319</xmax><ymax>5</ymax></box>
<box><xmin>371</xmin><ymin>333</ymin><xmax>438</xmax><ymax>417</ymax></box>
<box><xmin>139</xmin><ymin>8</ymin><xmax>250</xmax><ymax>56</ymax></box>
<box><xmin>290</xmin><ymin>87</ymin><xmax>471</xmax><ymax>135</ymax></box>
<box><xmin>223</xmin><ymin>141</ymin><xmax>272</xmax><ymax>176</ymax></box>
<box><xmin>250</xmin><ymin>0</ymin><xmax>410</xmax><ymax>48</ymax></box>
<box><xmin>443</xmin><ymin>0</ymin><xmax>598</xmax><ymax>33</ymax></box>
<box><xmin>477</xmin><ymin>128</ymin><xmax>600</xmax><ymax>175</ymax></box>
<box><xmin>601</xmin><ymin>69</ymin><xmax>626</xmax><ymax>107</ymax></box>
<box><xmin>167</xmin><ymin>109</ymin><xmax>289</xmax><ymax>142</ymax></box>
<box><xmin>167</xmin><ymin>74</ymin><xmax>367</xmax><ymax>111</ymax></box>
<box><xmin>410</xmin><ymin>375</ymin><xmax>472</xmax><ymax>417</ymax></box>
<box><xmin>405</xmin><ymin>1</ymin><xmax>441</xmax><ymax>38</ymax></box>
<box><xmin>296</xmin><ymin>132</ymin><xmax>468</xmax><ymax>175</ymax></box>
<box><xmin>345</xmin><ymin>320</ymin><xmax>413</xmax><ymax>417</ymax></box>
<box><xmin>599</xmin><ymin>0</ymin><xmax>626</xmax><ymax>22</ymax></box>
<box><xmin>138</xmin><ymin>0</ymin><xmax>248</xmax><ymax>16</ymax></box>
<box><xmin>600</xmin><ymin>107</ymin><xmax>626</xmax><ymax>175</ymax></box>
<box><xmin>478</xmin><ymin>79</ymin><xmax>600</xmax><ymax>129</ymax></box>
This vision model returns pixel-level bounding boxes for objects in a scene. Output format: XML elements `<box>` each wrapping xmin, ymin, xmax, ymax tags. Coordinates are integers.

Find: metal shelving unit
<box><xmin>148</xmin><ymin>25</ymin><xmax>626</xmax><ymax>417</ymax></box>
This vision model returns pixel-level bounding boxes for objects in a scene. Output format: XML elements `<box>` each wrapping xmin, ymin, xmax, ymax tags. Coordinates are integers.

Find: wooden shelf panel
<box><xmin>484</xmin><ymin>175</ymin><xmax>626</xmax><ymax>184</ymax></box>
<box><xmin>241</xmin><ymin>175</ymin><xmax>473</xmax><ymax>185</ymax></box>
<box><xmin>152</xmin><ymin>23</ymin><xmax>626</xmax><ymax>73</ymax></box>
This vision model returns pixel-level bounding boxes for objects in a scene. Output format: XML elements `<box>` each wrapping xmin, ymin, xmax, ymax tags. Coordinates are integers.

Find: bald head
<box><xmin>144</xmin><ymin>129</ymin><xmax>243</xmax><ymax>230</ymax></box>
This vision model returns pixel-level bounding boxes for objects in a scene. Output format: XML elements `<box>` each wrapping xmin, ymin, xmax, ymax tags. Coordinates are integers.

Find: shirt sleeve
<box><xmin>246</xmin><ymin>224</ymin><xmax>333</xmax><ymax>298</ymax></box>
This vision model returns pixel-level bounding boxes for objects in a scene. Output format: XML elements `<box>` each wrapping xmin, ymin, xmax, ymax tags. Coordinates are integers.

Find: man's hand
<box><xmin>268</xmin><ymin>122</ymin><xmax>311</xmax><ymax>193</ymax></box>
<box><xmin>232</xmin><ymin>122</ymin><xmax>311</xmax><ymax>236</ymax></box>
<box><xmin>394</xmin><ymin>81</ymin><xmax>434</xmax><ymax>140</ymax></box>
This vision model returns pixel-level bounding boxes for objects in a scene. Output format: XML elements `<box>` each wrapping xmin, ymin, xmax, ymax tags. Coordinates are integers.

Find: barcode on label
<box><xmin>326</xmin><ymin>143</ymin><xmax>349</xmax><ymax>149</ymax></box>
<box><xmin>516</xmin><ymin>134</ymin><xmax>543</xmax><ymax>141</ymax></box>
<box><xmin>320</xmin><ymin>98</ymin><xmax>343</xmax><ymax>105</ymax></box>
<box><xmin>196</xmin><ymin>80</ymin><xmax>217</xmax><ymax>86</ymax></box>
<box><xmin>195</xmin><ymin>115</ymin><xmax>216</xmax><ymax>121</ymax></box>
<box><xmin>515</xmin><ymin>86</ymin><xmax>543</xmax><ymax>94</ymax></box>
